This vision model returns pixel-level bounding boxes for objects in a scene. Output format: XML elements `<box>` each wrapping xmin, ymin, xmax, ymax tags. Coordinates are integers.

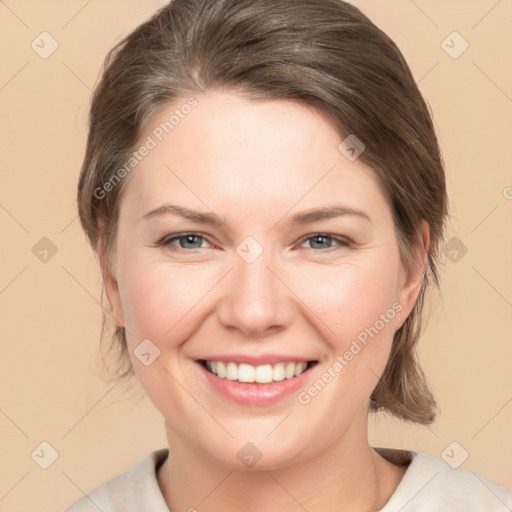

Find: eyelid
<box><xmin>158</xmin><ymin>232</ymin><xmax>215</xmax><ymax>250</ymax></box>
<box><xmin>158</xmin><ymin>231</ymin><xmax>352</xmax><ymax>252</ymax></box>
<box><xmin>297</xmin><ymin>232</ymin><xmax>352</xmax><ymax>247</ymax></box>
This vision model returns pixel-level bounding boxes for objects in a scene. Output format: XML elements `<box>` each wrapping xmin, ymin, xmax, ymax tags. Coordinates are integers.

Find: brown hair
<box><xmin>77</xmin><ymin>0</ymin><xmax>448</xmax><ymax>424</ymax></box>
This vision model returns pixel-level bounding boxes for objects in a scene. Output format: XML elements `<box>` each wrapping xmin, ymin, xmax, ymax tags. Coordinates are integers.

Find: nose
<box><xmin>216</xmin><ymin>247</ymin><xmax>295</xmax><ymax>337</ymax></box>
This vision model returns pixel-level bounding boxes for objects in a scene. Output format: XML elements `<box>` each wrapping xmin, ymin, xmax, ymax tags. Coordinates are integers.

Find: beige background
<box><xmin>1</xmin><ymin>1</ymin><xmax>511</xmax><ymax>510</ymax></box>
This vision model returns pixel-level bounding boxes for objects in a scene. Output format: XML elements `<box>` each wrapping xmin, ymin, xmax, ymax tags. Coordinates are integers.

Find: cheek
<box><xmin>297</xmin><ymin>255</ymin><xmax>400</xmax><ymax>341</ymax></box>
<box><xmin>295</xmin><ymin>262</ymin><xmax>401</xmax><ymax>407</ymax></box>
<box><xmin>292</xmin><ymin>255</ymin><xmax>401</xmax><ymax>404</ymax></box>
<box><xmin>116</xmin><ymin>261</ymin><xmax>213</xmax><ymax>406</ymax></box>
<box><xmin>118</xmin><ymin>262</ymin><xmax>211</xmax><ymax>343</ymax></box>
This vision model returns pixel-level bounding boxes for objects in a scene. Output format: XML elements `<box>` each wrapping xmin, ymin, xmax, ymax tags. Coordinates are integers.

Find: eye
<box><xmin>159</xmin><ymin>232</ymin><xmax>211</xmax><ymax>252</ymax></box>
<box><xmin>298</xmin><ymin>233</ymin><xmax>351</xmax><ymax>251</ymax></box>
<box><xmin>157</xmin><ymin>232</ymin><xmax>351</xmax><ymax>253</ymax></box>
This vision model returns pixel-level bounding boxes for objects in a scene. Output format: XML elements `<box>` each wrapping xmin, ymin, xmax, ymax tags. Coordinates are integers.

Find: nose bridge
<box><xmin>218</xmin><ymin>241</ymin><xmax>290</xmax><ymax>335</ymax></box>
<box><xmin>239</xmin><ymin>249</ymin><xmax>274</xmax><ymax>297</ymax></box>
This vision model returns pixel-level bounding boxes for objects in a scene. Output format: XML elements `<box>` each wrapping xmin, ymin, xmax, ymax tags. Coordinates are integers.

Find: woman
<box><xmin>66</xmin><ymin>0</ymin><xmax>512</xmax><ymax>510</ymax></box>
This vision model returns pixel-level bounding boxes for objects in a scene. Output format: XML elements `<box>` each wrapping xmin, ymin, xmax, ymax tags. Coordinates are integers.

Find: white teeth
<box><xmin>272</xmin><ymin>363</ymin><xmax>285</xmax><ymax>381</ymax></box>
<box><xmin>226</xmin><ymin>362</ymin><xmax>238</xmax><ymax>380</ymax></box>
<box><xmin>285</xmin><ymin>362</ymin><xmax>296</xmax><ymax>379</ymax></box>
<box><xmin>217</xmin><ymin>361</ymin><xmax>226</xmax><ymax>378</ymax></box>
<box><xmin>294</xmin><ymin>362</ymin><xmax>307</xmax><ymax>377</ymax></box>
<box><xmin>204</xmin><ymin>360</ymin><xmax>312</xmax><ymax>383</ymax></box>
<box><xmin>255</xmin><ymin>364</ymin><xmax>273</xmax><ymax>383</ymax></box>
<box><xmin>238</xmin><ymin>363</ymin><xmax>255</xmax><ymax>383</ymax></box>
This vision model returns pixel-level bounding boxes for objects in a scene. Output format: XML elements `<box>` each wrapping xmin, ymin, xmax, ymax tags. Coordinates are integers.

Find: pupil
<box><xmin>182</xmin><ymin>235</ymin><xmax>201</xmax><ymax>248</ymax></box>
<box><xmin>313</xmin><ymin>235</ymin><xmax>330</xmax><ymax>248</ymax></box>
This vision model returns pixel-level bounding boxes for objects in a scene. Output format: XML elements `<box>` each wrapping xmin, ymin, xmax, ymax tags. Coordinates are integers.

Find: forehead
<box><xmin>118</xmin><ymin>90</ymin><xmax>389</xmax><ymax>226</ymax></box>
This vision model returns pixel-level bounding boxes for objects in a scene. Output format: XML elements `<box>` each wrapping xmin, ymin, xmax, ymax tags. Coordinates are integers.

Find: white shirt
<box><xmin>65</xmin><ymin>447</ymin><xmax>512</xmax><ymax>511</ymax></box>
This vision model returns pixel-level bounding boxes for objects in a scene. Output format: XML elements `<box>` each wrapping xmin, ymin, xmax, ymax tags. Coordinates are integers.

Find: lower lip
<box><xmin>196</xmin><ymin>361</ymin><xmax>316</xmax><ymax>406</ymax></box>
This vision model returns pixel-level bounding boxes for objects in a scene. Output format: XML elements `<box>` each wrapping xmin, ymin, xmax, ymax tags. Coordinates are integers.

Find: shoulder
<box><xmin>379</xmin><ymin>450</ymin><xmax>512</xmax><ymax>512</ymax></box>
<box><xmin>64</xmin><ymin>448</ymin><xmax>170</xmax><ymax>512</ymax></box>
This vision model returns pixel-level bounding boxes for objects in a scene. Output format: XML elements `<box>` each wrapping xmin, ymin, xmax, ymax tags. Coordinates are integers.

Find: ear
<box><xmin>395</xmin><ymin>220</ymin><xmax>430</xmax><ymax>329</ymax></box>
<box><xmin>98</xmin><ymin>238</ymin><xmax>125</xmax><ymax>328</ymax></box>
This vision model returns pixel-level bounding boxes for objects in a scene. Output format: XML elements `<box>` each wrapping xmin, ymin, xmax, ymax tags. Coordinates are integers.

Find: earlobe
<box><xmin>97</xmin><ymin>239</ymin><xmax>125</xmax><ymax>328</ymax></box>
<box><xmin>396</xmin><ymin>221</ymin><xmax>430</xmax><ymax>328</ymax></box>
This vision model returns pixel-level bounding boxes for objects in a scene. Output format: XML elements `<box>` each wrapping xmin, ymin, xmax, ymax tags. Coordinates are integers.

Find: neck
<box><xmin>157</xmin><ymin>413</ymin><xmax>407</xmax><ymax>512</ymax></box>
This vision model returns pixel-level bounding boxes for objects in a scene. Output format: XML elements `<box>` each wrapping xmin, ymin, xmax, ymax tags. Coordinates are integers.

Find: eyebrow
<box><xmin>140</xmin><ymin>203</ymin><xmax>372</xmax><ymax>227</ymax></box>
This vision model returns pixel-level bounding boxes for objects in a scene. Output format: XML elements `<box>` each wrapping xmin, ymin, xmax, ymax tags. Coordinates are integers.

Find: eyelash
<box><xmin>157</xmin><ymin>232</ymin><xmax>352</xmax><ymax>253</ymax></box>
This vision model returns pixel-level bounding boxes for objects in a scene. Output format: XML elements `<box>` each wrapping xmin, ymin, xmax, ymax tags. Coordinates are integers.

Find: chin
<box><xmin>204</xmin><ymin>435</ymin><xmax>311</xmax><ymax>472</ymax></box>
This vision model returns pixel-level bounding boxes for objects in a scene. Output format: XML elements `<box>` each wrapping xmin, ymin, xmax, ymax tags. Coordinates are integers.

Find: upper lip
<box><xmin>197</xmin><ymin>354</ymin><xmax>317</xmax><ymax>365</ymax></box>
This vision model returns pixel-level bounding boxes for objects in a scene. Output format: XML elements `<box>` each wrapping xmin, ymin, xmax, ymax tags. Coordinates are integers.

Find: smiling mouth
<box><xmin>198</xmin><ymin>359</ymin><xmax>318</xmax><ymax>384</ymax></box>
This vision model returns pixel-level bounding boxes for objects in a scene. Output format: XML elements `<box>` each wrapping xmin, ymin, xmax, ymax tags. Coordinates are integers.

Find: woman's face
<box><xmin>103</xmin><ymin>90</ymin><xmax>426</xmax><ymax>469</ymax></box>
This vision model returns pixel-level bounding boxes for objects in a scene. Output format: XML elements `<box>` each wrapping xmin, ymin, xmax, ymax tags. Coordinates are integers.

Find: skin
<box><xmin>100</xmin><ymin>90</ymin><xmax>429</xmax><ymax>511</ymax></box>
